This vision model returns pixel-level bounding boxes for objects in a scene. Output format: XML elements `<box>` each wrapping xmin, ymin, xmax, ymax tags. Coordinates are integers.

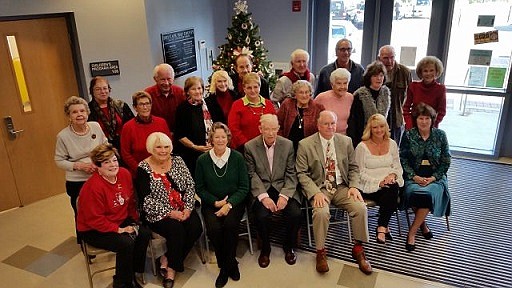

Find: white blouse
<box><xmin>354</xmin><ymin>139</ymin><xmax>404</xmax><ymax>193</ymax></box>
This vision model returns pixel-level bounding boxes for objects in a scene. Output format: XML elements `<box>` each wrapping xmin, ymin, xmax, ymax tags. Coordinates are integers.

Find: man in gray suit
<box><xmin>245</xmin><ymin>114</ymin><xmax>302</xmax><ymax>268</ymax></box>
<box><xmin>296</xmin><ymin>110</ymin><xmax>372</xmax><ymax>274</ymax></box>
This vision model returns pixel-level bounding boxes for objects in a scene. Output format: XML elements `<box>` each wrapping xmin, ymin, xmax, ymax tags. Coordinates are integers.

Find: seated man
<box><xmin>244</xmin><ymin>114</ymin><xmax>302</xmax><ymax>268</ymax></box>
<box><xmin>295</xmin><ymin>110</ymin><xmax>372</xmax><ymax>275</ymax></box>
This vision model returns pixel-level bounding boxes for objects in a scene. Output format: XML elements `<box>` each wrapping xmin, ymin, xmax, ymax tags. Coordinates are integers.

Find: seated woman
<box><xmin>347</xmin><ymin>61</ymin><xmax>391</xmax><ymax>147</ymax></box>
<box><xmin>77</xmin><ymin>143</ymin><xmax>151</xmax><ymax>288</ymax></box>
<box><xmin>195</xmin><ymin>123</ymin><xmax>249</xmax><ymax>288</ymax></box>
<box><xmin>136</xmin><ymin>132</ymin><xmax>202</xmax><ymax>288</ymax></box>
<box><xmin>314</xmin><ymin>68</ymin><xmax>354</xmax><ymax>135</ymax></box>
<box><xmin>174</xmin><ymin>76</ymin><xmax>215</xmax><ymax>174</ymax></box>
<box><xmin>277</xmin><ymin>80</ymin><xmax>325</xmax><ymax>152</ymax></box>
<box><xmin>354</xmin><ymin>114</ymin><xmax>403</xmax><ymax>244</ymax></box>
<box><xmin>205</xmin><ymin>70</ymin><xmax>237</xmax><ymax>123</ymax></box>
<box><xmin>228</xmin><ymin>72</ymin><xmax>276</xmax><ymax>151</ymax></box>
<box><xmin>121</xmin><ymin>91</ymin><xmax>171</xmax><ymax>176</ymax></box>
<box><xmin>400</xmin><ymin>103</ymin><xmax>451</xmax><ymax>252</ymax></box>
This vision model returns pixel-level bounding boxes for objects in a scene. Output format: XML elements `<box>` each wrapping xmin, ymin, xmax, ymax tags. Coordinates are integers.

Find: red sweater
<box><xmin>77</xmin><ymin>168</ymin><xmax>138</xmax><ymax>233</ymax></box>
<box><xmin>403</xmin><ymin>80</ymin><xmax>446</xmax><ymax>129</ymax></box>
<box><xmin>144</xmin><ymin>84</ymin><xmax>186</xmax><ymax>132</ymax></box>
<box><xmin>120</xmin><ymin>116</ymin><xmax>171</xmax><ymax>175</ymax></box>
<box><xmin>228</xmin><ymin>97</ymin><xmax>276</xmax><ymax>149</ymax></box>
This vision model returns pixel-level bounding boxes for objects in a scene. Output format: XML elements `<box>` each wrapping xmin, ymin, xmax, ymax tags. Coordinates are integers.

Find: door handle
<box><xmin>4</xmin><ymin>116</ymin><xmax>24</xmax><ymax>139</ymax></box>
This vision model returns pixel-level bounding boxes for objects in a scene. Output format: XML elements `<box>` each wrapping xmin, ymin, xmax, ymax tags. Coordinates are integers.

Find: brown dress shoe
<box><xmin>352</xmin><ymin>245</ymin><xmax>372</xmax><ymax>275</ymax></box>
<box><xmin>284</xmin><ymin>249</ymin><xmax>297</xmax><ymax>265</ymax></box>
<box><xmin>258</xmin><ymin>251</ymin><xmax>270</xmax><ymax>268</ymax></box>
<box><xmin>316</xmin><ymin>249</ymin><xmax>329</xmax><ymax>273</ymax></box>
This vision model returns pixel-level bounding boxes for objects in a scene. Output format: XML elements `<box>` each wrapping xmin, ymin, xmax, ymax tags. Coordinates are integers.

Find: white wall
<box><xmin>0</xmin><ymin>0</ymin><xmax>153</xmax><ymax>106</ymax></box>
<box><xmin>236</xmin><ymin>0</ymin><xmax>311</xmax><ymax>71</ymax></box>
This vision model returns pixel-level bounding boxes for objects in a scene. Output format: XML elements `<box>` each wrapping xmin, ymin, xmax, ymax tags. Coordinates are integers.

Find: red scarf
<box><xmin>152</xmin><ymin>172</ymin><xmax>184</xmax><ymax>211</ymax></box>
<box><xmin>282</xmin><ymin>69</ymin><xmax>311</xmax><ymax>83</ymax></box>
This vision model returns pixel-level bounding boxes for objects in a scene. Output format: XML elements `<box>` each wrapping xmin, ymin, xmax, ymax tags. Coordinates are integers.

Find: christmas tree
<box><xmin>211</xmin><ymin>0</ymin><xmax>277</xmax><ymax>89</ymax></box>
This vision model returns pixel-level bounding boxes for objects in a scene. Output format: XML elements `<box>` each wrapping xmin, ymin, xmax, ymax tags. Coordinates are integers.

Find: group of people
<box><xmin>54</xmin><ymin>39</ymin><xmax>451</xmax><ymax>288</ymax></box>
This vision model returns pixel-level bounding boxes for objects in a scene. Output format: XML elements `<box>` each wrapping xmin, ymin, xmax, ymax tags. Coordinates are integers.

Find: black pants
<box><xmin>80</xmin><ymin>222</ymin><xmax>151</xmax><ymax>288</ymax></box>
<box><xmin>66</xmin><ymin>181</ymin><xmax>85</xmax><ymax>243</ymax></box>
<box><xmin>252</xmin><ymin>188</ymin><xmax>301</xmax><ymax>253</ymax></box>
<box><xmin>363</xmin><ymin>183</ymin><xmax>399</xmax><ymax>227</ymax></box>
<box><xmin>148</xmin><ymin>210</ymin><xmax>203</xmax><ymax>272</ymax></box>
<box><xmin>202</xmin><ymin>204</ymin><xmax>245</xmax><ymax>270</ymax></box>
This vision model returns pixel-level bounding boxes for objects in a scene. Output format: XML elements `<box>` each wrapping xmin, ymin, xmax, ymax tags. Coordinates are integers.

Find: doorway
<box><xmin>0</xmin><ymin>15</ymin><xmax>82</xmax><ymax>211</ymax></box>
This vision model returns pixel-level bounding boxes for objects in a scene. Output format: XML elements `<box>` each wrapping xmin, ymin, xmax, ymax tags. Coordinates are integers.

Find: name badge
<box><xmin>421</xmin><ymin>159</ymin><xmax>431</xmax><ymax>166</ymax></box>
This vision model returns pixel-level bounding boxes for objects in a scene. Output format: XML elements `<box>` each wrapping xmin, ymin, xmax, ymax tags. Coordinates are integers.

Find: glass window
<box><xmin>391</xmin><ymin>0</ymin><xmax>432</xmax><ymax>70</ymax></box>
<box><xmin>6</xmin><ymin>35</ymin><xmax>32</xmax><ymax>113</ymax></box>
<box><xmin>441</xmin><ymin>0</ymin><xmax>512</xmax><ymax>155</ymax></box>
<box><xmin>329</xmin><ymin>0</ymin><xmax>364</xmax><ymax>64</ymax></box>
<box><xmin>444</xmin><ymin>0</ymin><xmax>512</xmax><ymax>89</ymax></box>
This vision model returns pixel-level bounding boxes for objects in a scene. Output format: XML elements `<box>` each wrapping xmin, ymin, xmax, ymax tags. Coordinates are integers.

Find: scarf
<box><xmin>151</xmin><ymin>172</ymin><xmax>184</xmax><ymax>211</ymax></box>
<box><xmin>356</xmin><ymin>86</ymin><xmax>390</xmax><ymax>123</ymax></box>
<box><xmin>188</xmin><ymin>98</ymin><xmax>213</xmax><ymax>145</ymax></box>
<box><xmin>282</xmin><ymin>69</ymin><xmax>311</xmax><ymax>83</ymax></box>
<box><xmin>90</xmin><ymin>97</ymin><xmax>117</xmax><ymax>141</ymax></box>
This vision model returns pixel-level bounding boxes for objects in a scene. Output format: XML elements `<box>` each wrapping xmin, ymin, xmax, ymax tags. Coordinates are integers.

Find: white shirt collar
<box><xmin>209</xmin><ymin>147</ymin><xmax>231</xmax><ymax>168</ymax></box>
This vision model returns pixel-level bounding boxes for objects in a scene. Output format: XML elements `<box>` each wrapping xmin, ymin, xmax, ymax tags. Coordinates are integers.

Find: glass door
<box><xmin>443</xmin><ymin>0</ymin><xmax>512</xmax><ymax>155</ymax></box>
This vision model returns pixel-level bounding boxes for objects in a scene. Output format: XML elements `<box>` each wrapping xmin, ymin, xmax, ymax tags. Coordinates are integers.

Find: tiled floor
<box><xmin>0</xmin><ymin>193</ymin><xmax>453</xmax><ymax>288</ymax></box>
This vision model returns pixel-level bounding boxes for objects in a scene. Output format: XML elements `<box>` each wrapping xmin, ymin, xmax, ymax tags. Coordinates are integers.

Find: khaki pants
<box><xmin>311</xmin><ymin>185</ymin><xmax>369</xmax><ymax>250</ymax></box>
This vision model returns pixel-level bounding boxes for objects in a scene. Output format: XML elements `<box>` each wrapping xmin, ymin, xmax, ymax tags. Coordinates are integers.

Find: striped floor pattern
<box><xmin>263</xmin><ymin>158</ymin><xmax>512</xmax><ymax>288</ymax></box>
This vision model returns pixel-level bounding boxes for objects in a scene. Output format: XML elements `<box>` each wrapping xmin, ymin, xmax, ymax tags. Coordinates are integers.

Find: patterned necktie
<box><xmin>325</xmin><ymin>140</ymin><xmax>336</xmax><ymax>194</ymax></box>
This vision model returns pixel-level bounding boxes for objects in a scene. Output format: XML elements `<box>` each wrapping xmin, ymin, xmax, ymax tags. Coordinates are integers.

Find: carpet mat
<box><xmin>263</xmin><ymin>158</ymin><xmax>512</xmax><ymax>288</ymax></box>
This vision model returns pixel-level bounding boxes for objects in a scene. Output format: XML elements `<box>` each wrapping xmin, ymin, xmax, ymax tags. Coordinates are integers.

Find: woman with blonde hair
<box><xmin>354</xmin><ymin>113</ymin><xmax>403</xmax><ymax>244</ymax></box>
<box><xmin>205</xmin><ymin>70</ymin><xmax>236</xmax><ymax>123</ymax></box>
<box><xmin>136</xmin><ymin>132</ymin><xmax>202</xmax><ymax>288</ymax></box>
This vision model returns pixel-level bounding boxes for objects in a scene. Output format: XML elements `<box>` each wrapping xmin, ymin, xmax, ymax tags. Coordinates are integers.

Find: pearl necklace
<box><xmin>70</xmin><ymin>123</ymin><xmax>89</xmax><ymax>136</ymax></box>
<box><xmin>101</xmin><ymin>174</ymin><xmax>117</xmax><ymax>184</ymax></box>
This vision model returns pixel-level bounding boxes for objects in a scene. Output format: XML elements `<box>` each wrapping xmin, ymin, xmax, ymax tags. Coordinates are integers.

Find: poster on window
<box><xmin>161</xmin><ymin>28</ymin><xmax>198</xmax><ymax>78</ymax></box>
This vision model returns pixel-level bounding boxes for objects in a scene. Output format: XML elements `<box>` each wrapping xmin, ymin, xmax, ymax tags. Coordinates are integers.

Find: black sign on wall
<box><xmin>161</xmin><ymin>28</ymin><xmax>198</xmax><ymax>78</ymax></box>
<box><xmin>90</xmin><ymin>60</ymin><xmax>120</xmax><ymax>77</ymax></box>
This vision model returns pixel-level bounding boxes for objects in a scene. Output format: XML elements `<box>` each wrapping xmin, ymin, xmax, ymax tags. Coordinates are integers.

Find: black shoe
<box><xmin>162</xmin><ymin>278</ymin><xmax>174</xmax><ymax>288</ymax></box>
<box><xmin>405</xmin><ymin>242</ymin><xmax>416</xmax><ymax>251</ymax></box>
<box><xmin>215</xmin><ymin>269</ymin><xmax>229</xmax><ymax>288</ymax></box>
<box><xmin>385</xmin><ymin>231</ymin><xmax>393</xmax><ymax>241</ymax></box>
<box><xmin>375</xmin><ymin>228</ymin><xmax>386</xmax><ymax>244</ymax></box>
<box><xmin>421</xmin><ymin>224</ymin><xmax>433</xmax><ymax>240</ymax></box>
<box><xmin>228</xmin><ymin>264</ymin><xmax>240</xmax><ymax>281</ymax></box>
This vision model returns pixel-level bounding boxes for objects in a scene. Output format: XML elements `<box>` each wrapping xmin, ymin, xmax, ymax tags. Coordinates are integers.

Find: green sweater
<box><xmin>195</xmin><ymin>150</ymin><xmax>249</xmax><ymax>207</ymax></box>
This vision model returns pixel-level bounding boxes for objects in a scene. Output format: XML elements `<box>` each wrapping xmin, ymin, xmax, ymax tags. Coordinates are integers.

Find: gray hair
<box><xmin>329</xmin><ymin>68</ymin><xmax>351</xmax><ymax>84</ymax></box>
<box><xmin>290</xmin><ymin>49</ymin><xmax>310</xmax><ymax>62</ymax></box>
<box><xmin>64</xmin><ymin>96</ymin><xmax>89</xmax><ymax>116</ymax></box>
<box><xmin>153</xmin><ymin>63</ymin><xmax>175</xmax><ymax>79</ymax></box>
<box><xmin>291</xmin><ymin>80</ymin><xmax>313</xmax><ymax>97</ymax></box>
<box><xmin>378</xmin><ymin>45</ymin><xmax>396</xmax><ymax>57</ymax></box>
<box><xmin>259</xmin><ymin>114</ymin><xmax>279</xmax><ymax>126</ymax></box>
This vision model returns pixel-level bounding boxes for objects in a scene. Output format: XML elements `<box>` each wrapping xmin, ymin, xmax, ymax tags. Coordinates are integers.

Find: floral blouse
<box><xmin>136</xmin><ymin>155</ymin><xmax>195</xmax><ymax>223</ymax></box>
<box><xmin>399</xmin><ymin>128</ymin><xmax>451</xmax><ymax>181</ymax></box>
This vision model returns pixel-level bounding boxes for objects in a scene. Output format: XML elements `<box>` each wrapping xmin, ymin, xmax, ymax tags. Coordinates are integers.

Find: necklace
<box><xmin>212</xmin><ymin>160</ymin><xmax>229</xmax><ymax>178</ymax></box>
<box><xmin>70</xmin><ymin>123</ymin><xmax>89</xmax><ymax>136</ymax></box>
<box><xmin>101</xmin><ymin>174</ymin><xmax>117</xmax><ymax>184</ymax></box>
<box><xmin>369</xmin><ymin>138</ymin><xmax>386</xmax><ymax>155</ymax></box>
<box><xmin>248</xmin><ymin>105</ymin><xmax>264</xmax><ymax>116</ymax></box>
<box><xmin>296</xmin><ymin>106</ymin><xmax>304</xmax><ymax>129</ymax></box>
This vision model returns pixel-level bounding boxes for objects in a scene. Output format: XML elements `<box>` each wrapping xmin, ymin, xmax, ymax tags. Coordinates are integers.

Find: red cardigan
<box><xmin>228</xmin><ymin>97</ymin><xmax>276</xmax><ymax>149</ymax></box>
<box><xmin>77</xmin><ymin>168</ymin><xmax>138</xmax><ymax>233</ymax></box>
<box><xmin>120</xmin><ymin>116</ymin><xmax>171</xmax><ymax>175</ymax></box>
<box><xmin>403</xmin><ymin>80</ymin><xmax>446</xmax><ymax>129</ymax></box>
<box><xmin>277</xmin><ymin>98</ymin><xmax>325</xmax><ymax>138</ymax></box>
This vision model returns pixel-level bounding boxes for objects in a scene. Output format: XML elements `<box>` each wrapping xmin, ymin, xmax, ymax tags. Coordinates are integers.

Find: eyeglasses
<box><xmin>137</xmin><ymin>102</ymin><xmax>151</xmax><ymax>107</ymax></box>
<box><xmin>337</xmin><ymin>47</ymin><xmax>352</xmax><ymax>53</ymax></box>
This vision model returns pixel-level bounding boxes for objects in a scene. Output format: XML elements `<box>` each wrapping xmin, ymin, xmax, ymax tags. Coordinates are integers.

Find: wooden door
<box><xmin>0</xmin><ymin>17</ymin><xmax>79</xmax><ymax>211</ymax></box>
